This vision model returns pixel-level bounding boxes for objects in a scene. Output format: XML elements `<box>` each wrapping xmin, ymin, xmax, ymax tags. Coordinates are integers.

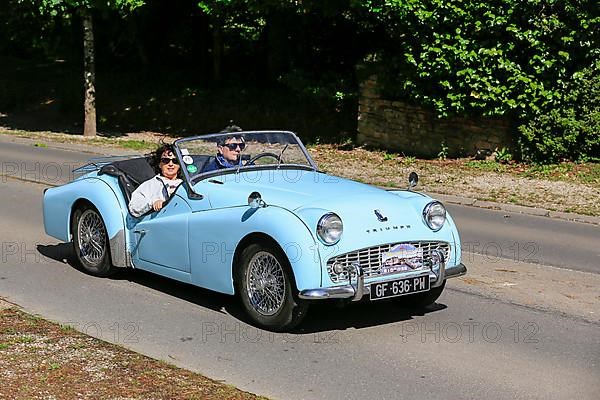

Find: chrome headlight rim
<box><xmin>317</xmin><ymin>213</ymin><xmax>343</xmax><ymax>245</ymax></box>
<box><xmin>423</xmin><ymin>201</ymin><xmax>446</xmax><ymax>232</ymax></box>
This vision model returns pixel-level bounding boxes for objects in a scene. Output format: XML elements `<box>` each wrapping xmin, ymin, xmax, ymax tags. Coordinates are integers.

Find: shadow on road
<box><xmin>37</xmin><ymin>243</ymin><xmax>233</xmax><ymax>316</ymax></box>
<box><xmin>37</xmin><ymin>243</ymin><xmax>447</xmax><ymax>333</ymax></box>
<box><xmin>37</xmin><ymin>243</ymin><xmax>74</xmax><ymax>265</ymax></box>
<box><xmin>295</xmin><ymin>301</ymin><xmax>446</xmax><ymax>333</ymax></box>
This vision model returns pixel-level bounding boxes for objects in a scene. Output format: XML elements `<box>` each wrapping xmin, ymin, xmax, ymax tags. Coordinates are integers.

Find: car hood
<box><xmin>193</xmin><ymin>169</ymin><xmax>430</xmax><ymax>221</ymax></box>
<box><xmin>191</xmin><ymin>169</ymin><xmax>456</xmax><ymax>267</ymax></box>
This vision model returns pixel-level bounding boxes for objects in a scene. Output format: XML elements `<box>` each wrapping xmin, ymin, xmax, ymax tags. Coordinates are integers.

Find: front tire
<box><xmin>236</xmin><ymin>243</ymin><xmax>308</xmax><ymax>331</ymax></box>
<box><xmin>71</xmin><ymin>205</ymin><xmax>115</xmax><ymax>277</ymax></box>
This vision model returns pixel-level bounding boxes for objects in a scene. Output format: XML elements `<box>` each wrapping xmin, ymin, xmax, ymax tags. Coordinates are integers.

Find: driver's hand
<box><xmin>152</xmin><ymin>200</ymin><xmax>164</xmax><ymax>212</ymax></box>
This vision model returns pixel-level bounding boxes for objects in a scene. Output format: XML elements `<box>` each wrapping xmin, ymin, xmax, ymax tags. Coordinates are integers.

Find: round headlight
<box><xmin>423</xmin><ymin>201</ymin><xmax>446</xmax><ymax>231</ymax></box>
<box><xmin>317</xmin><ymin>213</ymin><xmax>343</xmax><ymax>245</ymax></box>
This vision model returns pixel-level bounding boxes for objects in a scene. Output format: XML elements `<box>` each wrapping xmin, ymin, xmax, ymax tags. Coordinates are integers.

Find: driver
<box><xmin>202</xmin><ymin>126</ymin><xmax>246</xmax><ymax>172</ymax></box>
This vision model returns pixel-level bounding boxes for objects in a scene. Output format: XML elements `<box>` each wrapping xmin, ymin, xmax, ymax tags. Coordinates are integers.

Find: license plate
<box><xmin>370</xmin><ymin>274</ymin><xmax>430</xmax><ymax>300</ymax></box>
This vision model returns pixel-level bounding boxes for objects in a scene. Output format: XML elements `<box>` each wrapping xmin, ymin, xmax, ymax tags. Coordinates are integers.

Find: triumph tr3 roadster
<box><xmin>43</xmin><ymin>130</ymin><xmax>467</xmax><ymax>331</ymax></box>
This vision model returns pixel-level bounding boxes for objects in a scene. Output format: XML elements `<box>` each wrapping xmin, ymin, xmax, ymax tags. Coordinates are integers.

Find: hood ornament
<box><xmin>374</xmin><ymin>209</ymin><xmax>388</xmax><ymax>222</ymax></box>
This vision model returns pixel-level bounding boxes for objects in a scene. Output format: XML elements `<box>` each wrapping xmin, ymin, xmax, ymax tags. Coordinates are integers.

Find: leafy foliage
<box><xmin>437</xmin><ymin>140</ymin><xmax>448</xmax><ymax>160</ymax></box>
<box><xmin>32</xmin><ymin>0</ymin><xmax>145</xmax><ymax>15</ymax></box>
<box><xmin>494</xmin><ymin>147</ymin><xmax>512</xmax><ymax>164</ymax></box>
<box><xmin>3</xmin><ymin>0</ymin><xmax>599</xmax><ymax>161</ymax></box>
<box><xmin>518</xmin><ymin>61</ymin><xmax>600</xmax><ymax>162</ymax></box>
<box><xmin>359</xmin><ymin>0</ymin><xmax>599</xmax><ymax>161</ymax></box>
<box><xmin>364</xmin><ymin>1</ymin><xmax>598</xmax><ymax>115</ymax></box>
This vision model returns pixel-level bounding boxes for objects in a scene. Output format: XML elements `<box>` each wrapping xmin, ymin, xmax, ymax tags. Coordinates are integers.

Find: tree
<box><xmin>197</xmin><ymin>0</ymin><xmax>262</xmax><ymax>82</ymax></box>
<box><xmin>29</xmin><ymin>0</ymin><xmax>144</xmax><ymax>136</ymax></box>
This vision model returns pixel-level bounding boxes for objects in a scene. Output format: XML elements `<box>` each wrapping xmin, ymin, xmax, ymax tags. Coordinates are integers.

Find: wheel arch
<box><xmin>67</xmin><ymin>181</ymin><xmax>129</xmax><ymax>268</ymax></box>
<box><xmin>232</xmin><ymin>232</ymin><xmax>301</xmax><ymax>295</ymax></box>
<box><xmin>69</xmin><ymin>198</ymin><xmax>95</xmax><ymax>233</ymax></box>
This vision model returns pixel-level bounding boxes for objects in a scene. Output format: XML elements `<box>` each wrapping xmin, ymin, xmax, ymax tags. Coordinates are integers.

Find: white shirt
<box><xmin>128</xmin><ymin>174</ymin><xmax>182</xmax><ymax>217</ymax></box>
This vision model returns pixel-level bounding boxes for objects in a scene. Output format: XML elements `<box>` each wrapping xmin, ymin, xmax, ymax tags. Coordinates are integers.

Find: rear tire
<box><xmin>236</xmin><ymin>242</ymin><xmax>308</xmax><ymax>331</ymax></box>
<box><xmin>71</xmin><ymin>205</ymin><xmax>115</xmax><ymax>277</ymax></box>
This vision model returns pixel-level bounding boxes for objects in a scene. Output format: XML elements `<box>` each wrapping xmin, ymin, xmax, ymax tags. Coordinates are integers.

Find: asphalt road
<box><xmin>446</xmin><ymin>204</ymin><xmax>600</xmax><ymax>274</ymax></box>
<box><xmin>0</xmin><ymin>137</ymin><xmax>98</xmax><ymax>186</ymax></box>
<box><xmin>0</xmin><ymin>137</ymin><xmax>599</xmax><ymax>399</ymax></box>
<box><xmin>0</xmin><ymin>179</ymin><xmax>598</xmax><ymax>399</ymax></box>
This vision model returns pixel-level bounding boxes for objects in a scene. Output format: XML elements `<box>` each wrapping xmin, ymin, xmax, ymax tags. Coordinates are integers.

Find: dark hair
<box><xmin>216</xmin><ymin>122</ymin><xmax>244</xmax><ymax>145</ymax></box>
<box><xmin>149</xmin><ymin>143</ymin><xmax>177</xmax><ymax>174</ymax></box>
<box><xmin>217</xmin><ymin>135</ymin><xmax>245</xmax><ymax>146</ymax></box>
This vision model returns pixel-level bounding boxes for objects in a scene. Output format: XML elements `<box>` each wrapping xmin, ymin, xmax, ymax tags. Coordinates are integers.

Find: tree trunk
<box><xmin>82</xmin><ymin>9</ymin><xmax>96</xmax><ymax>137</ymax></box>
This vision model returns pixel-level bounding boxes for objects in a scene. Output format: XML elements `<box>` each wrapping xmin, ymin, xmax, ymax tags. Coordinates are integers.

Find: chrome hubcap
<box><xmin>77</xmin><ymin>210</ymin><xmax>106</xmax><ymax>266</ymax></box>
<box><xmin>246</xmin><ymin>251</ymin><xmax>285</xmax><ymax>316</ymax></box>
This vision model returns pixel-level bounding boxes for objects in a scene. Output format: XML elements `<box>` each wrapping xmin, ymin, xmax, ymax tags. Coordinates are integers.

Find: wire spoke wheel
<box><xmin>237</xmin><ymin>243</ymin><xmax>309</xmax><ymax>331</ymax></box>
<box><xmin>77</xmin><ymin>209</ymin><xmax>107</xmax><ymax>266</ymax></box>
<box><xmin>246</xmin><ymin>251</ymin><xmax>286</xmax><ymax>316</ymax></box>
<box><xmin>72</xmin><ymin>205</ymin><xmax>114</xmax><ymax>277</ymax></box>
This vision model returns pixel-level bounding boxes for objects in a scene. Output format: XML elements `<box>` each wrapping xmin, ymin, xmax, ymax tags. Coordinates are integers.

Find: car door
<box><xmin>131</xmin><ymin>185</ymin><xmax>193</xmax><ymax>273</ymax></box>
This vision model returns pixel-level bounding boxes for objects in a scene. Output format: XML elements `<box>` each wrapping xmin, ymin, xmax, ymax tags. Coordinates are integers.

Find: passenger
<box><xmin>129</xmin><ymin>144</ymin><xmax>182</xmax><ymax>217</ymax></box>
<box><xmin>202</xmin><ymin>125</ymin><xmax>246</xmax><ymax>172</ymax></box>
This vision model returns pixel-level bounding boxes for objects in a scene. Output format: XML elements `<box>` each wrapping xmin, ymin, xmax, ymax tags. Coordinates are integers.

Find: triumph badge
<box><xmin>374</xmin><ymin>209</ymin><xmax>388</xmax><ymax>222</ymax></box>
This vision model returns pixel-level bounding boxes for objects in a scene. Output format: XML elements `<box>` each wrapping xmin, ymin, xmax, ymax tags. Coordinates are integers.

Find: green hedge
<box><xmin>518</xmin><ymin>61</ymin><xmax>599</xmax><ymax>162</ymax></box>
<box><xmin>363</xmin><ymin>0</ymin><xmax>599</xmax><ymax>162</ymax></box>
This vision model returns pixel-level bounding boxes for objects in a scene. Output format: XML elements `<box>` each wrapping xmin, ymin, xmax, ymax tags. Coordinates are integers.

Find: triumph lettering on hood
<box><xmin>366</xmin><ymin>225</ymin><xmax>411</xmax><ymax>233</ymax></box>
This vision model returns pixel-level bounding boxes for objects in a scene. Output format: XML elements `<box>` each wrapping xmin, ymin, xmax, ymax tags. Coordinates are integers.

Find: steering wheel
<box><xmin>246</xmin><ymin>152</ymin><xmax>281</xmax><ymax>165</ymax></box>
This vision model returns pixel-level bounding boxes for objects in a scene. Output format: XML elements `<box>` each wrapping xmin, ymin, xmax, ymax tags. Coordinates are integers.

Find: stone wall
<box><xmin>357</xmin><ymin>76</ymin><xmax>512</xmax><ymax>157</ymax></box>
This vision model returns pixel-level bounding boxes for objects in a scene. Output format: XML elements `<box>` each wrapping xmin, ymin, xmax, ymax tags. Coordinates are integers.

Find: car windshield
<box><xmin>174</xmin><ymin>131</ymin><xmax>316</xmax><ymax>183</ymax></box>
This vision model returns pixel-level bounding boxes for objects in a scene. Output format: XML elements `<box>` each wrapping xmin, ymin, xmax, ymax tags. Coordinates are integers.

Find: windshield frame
<box><xmin>173</xmin><ymin>130</ymin><xmax>318</xmax><ymax>187</ymax></box>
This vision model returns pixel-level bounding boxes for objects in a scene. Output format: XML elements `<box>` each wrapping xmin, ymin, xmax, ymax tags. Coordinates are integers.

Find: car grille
<box><xmin>326</xmin><ymin>241</ymin><xmax>451</xmax><ymax>283</ymax></box>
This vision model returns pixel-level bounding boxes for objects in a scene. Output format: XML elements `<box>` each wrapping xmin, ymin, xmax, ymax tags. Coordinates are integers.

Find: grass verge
<box><xmin>310</xmin><ymin>144</ymin><xmax>599</xmax><ymax>216</ymax></box>
<box><xmin>0</xmin><ymin>128</ymin><xmax>158</xmax><ymax>151</ymax></box>
<box><xmin>0</xmin><ymin>304</ymin><xmax>267</xmax><ymax>400</ymax></box>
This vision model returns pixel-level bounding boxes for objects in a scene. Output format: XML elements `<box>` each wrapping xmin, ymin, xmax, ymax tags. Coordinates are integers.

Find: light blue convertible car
<box><xmin>43</xmin><ymin>131</ymin><xmax>466</xmax><ymax>331</ymax></box>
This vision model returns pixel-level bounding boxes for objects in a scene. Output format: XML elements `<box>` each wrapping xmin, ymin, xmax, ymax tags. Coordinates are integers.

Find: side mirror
<box><xmin>408</xmin><ymin>172</ymin><xmax>419</xmax><ymax>190</ymax></box>
<box><xmin>248</xmin><ymin>191</ymin><xmax>265</xmax><ymax>208</ymax></box>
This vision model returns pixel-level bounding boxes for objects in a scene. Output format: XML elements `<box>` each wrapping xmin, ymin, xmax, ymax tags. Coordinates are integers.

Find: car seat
<box><xmin>98</xmin><ymin>157</ymin><xmax>155</xmax><ymax>203</ymax></box>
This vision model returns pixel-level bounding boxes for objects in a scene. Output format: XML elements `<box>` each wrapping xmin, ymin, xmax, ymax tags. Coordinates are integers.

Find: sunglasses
<box><xmin>223</xmin><ymin>142</ymin><xmax>246</xmax><ymax>151</ymax></box>
<box><xmin>160</xmin><ymin>157</ymin><xmax>179</xmax><ymax>165</ymax></box>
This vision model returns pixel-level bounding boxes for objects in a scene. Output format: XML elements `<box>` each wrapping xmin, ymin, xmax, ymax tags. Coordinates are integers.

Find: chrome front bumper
<box><xmin>299</xmin><ymin>257</ymin><xmax>467</xmax><ymax>301</ymax></box>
